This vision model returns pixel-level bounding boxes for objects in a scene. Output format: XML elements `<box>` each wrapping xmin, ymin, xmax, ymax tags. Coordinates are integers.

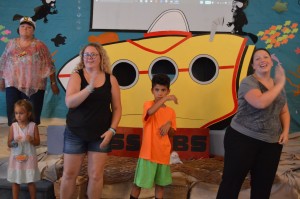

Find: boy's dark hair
<box><xmin>151</xmin><ymin>73</ymin><xmax>170</xmax><ymax>89</ymax></box>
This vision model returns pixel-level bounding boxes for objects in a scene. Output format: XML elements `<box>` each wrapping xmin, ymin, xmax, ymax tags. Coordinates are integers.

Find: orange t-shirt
<box><xmin>139</xmin><ymin>101</ymin><xmax>176</xmax><ymax>165</ymax></box>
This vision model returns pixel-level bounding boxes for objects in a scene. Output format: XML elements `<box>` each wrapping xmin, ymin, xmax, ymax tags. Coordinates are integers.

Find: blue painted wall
<box><xmin>0</xmin><ymin>0</ymin><xmax>299</xmax><ymax>132</ymax></box>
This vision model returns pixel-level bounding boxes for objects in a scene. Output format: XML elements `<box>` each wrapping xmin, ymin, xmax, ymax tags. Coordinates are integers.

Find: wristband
<box><xmin>86</xmin><ymin>85</ymin><xmax>94</xmax><ymax>93</ymax></box>
<box><xmin>109</xmin><ymin>127</ymin><xmax>116</xmax><ymax>136</ymax></box>
<box><xmin>10</xmin><ymin>140</ymin><xmax>18</xmax><ymax>148</ymax></box>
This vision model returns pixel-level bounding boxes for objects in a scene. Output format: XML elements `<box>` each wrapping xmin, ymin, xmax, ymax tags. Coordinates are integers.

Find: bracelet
<box><xmin>109</xmin><ymin>127</ymin><xmax>116</xmax><ymax>136</ymax></box>
<box><xmin>10</xmin><ymin>140</ymin><xmax>18</xmax><ymax>148</ymax></box>
<box><xmin>51</xmin><ymin>81</ymin><xmax>56</xmax><ymax>85</ymax></box>
<box><xmin>86</xmin><ymin>85</ymin><xmax>94</xmax><ymax>93</ymax></box>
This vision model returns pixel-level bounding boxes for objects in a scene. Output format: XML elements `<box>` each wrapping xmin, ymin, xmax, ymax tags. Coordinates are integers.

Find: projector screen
<box><xmin>91</xmin><ymin>0</ymin><xmax>234</xmax><ymax>32</ymax></box>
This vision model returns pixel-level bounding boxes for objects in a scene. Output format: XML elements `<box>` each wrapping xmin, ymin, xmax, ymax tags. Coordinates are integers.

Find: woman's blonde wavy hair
<box><xmin>74</xmin><ymin>43</ymin><xmax>111</xmax><ymax>74</ymax></box>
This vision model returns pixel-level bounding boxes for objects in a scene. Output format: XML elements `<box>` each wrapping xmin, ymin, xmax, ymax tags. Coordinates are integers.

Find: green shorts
<box><xmin>134</xmin><ymin>158</ymin><xmax>172</xmax><ymax>188</ymax></box>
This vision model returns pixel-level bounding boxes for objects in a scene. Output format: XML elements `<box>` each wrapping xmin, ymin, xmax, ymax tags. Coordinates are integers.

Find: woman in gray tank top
<box><xmin>217</xmin><ymin>48</ymin><xmax>290</xmax><ymax>199</ymax></box>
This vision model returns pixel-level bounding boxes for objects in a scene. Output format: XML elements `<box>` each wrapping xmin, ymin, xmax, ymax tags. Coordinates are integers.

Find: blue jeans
<box><xmin>6</xmin><ymin>87</ymin><xmax>45</xmax><ymax>126</ymax></box>
<box><xmin>63</xmin><ymin>127</ymin><xmax>111</xmax><ymax>154</ymax></box>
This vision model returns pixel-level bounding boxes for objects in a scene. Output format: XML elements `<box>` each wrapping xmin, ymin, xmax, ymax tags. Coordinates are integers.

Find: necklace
<box><xmin>17</xmin><ymin>38</ymin><xmax>33</xmax><ymax>57</ymax></box>
<box><xmin>18</xmin><ymin>51</ymin><xmax>27</xmax><ymax>57</ymax></box>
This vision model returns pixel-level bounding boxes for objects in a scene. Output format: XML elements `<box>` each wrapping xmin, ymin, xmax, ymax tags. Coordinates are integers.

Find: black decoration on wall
<box><xmin>228</xmin><ymin>0</ymin><xmax>258</xmax><ymax>43</ymax></box>
<box><xmin>51</xmin><ymin>34</ymin><xmax>67</xmax><ymax>47</ymax></box>
<box><xmin>12</xmin><ymin>0</ymin><xmax>58</xmax><ymax>23</ymax></box>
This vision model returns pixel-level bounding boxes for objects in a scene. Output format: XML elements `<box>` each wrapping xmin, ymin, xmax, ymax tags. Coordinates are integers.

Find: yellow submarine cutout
<box><xmin>58</xmin><ymin>9</ymin><xmax>255</xmax><ymax>130</ymax></box>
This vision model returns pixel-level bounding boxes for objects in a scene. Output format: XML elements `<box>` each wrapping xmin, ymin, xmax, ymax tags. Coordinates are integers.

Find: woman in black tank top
<box><xmin>60</xmin><ymin>43</ymin><xmax>122</xmax><ymax>199</ymax></box>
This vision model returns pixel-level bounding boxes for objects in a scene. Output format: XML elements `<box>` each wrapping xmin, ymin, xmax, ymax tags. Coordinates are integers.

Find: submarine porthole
<box><xmin>148</xmin><ymin>57</ymin><xmax>178</xmax><ymax>84</ymax></box>
<box><xmin>111</xmin><ymin>60</ymin><xmax>139</xmax><ymax>90</ymax></box>
<box><xmin>189</xmin><ymin>55</ymin><xmax>219</xmax><ymax>85</ymax></box>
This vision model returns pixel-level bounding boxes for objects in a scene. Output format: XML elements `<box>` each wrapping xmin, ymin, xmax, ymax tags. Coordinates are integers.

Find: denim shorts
<box><xmin>63</xmin><ymin>127</ymin><xmax>112</xmax><ymax>154</ymax></box>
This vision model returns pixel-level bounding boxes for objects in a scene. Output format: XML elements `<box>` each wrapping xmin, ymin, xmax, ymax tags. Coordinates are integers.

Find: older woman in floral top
<box><xmin>0</xmin><ymin>16</ymin><xmax>59</xmax><ymax>125</ymax></box>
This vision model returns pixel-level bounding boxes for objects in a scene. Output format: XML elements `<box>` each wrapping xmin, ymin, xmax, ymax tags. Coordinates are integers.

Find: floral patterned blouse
<box><xmin>0</xmin><ymin>38</ymin><xmax>55</xmax><ymax>96</ymax></box>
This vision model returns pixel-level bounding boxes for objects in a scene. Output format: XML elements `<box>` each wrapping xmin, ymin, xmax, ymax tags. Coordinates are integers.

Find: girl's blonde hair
<box><xmin>74</xmin><ymin>43</ymin><xmax>111</xmax><ymax>74</ymax></box>
<box><xmin>14</xmin><ymin>99</ymin><xmax>34</xmax><ymax>122</ymax></box>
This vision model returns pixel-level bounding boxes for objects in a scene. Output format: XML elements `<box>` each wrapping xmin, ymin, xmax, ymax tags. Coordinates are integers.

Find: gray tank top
<box><xmin>231</xmin><ymin>75</ymin><xmax>287</xmax><ymax>143</ymax></box>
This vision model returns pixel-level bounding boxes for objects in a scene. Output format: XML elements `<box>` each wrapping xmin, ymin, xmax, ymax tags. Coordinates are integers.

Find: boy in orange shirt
<box><xmin>130</xmin><ymin>73</ymin><xmax>178</xmax><ymax>199</ymax></box>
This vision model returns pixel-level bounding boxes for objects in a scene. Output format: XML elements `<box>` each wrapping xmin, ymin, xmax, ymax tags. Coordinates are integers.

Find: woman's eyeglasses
<box><xmin>83</xmin><ymin>53</ymin><xmax>99</xmax><ymax>59</ymax></box>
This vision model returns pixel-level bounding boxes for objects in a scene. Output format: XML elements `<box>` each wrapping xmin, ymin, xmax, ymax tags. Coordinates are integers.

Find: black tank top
<box><xmin>66</xmin><ymin>69</ymin><xmax>112</xmax><ymax>141</ymax></box>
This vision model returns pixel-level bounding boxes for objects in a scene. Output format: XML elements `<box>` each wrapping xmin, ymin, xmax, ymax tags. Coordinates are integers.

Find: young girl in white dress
<box><xmin>7</xmin><ymin>99</ymin><xmax>40</xmax><ymax>199</ymax></box>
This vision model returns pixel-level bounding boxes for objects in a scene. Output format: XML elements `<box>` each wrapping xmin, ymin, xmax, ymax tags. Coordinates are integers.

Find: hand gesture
<box><xmin>89</xmin><ymin>70</ymin><xmax>99</xmax><ymax>88</ymax></box>
<box><xmin>166</xmin><ymin>95</ymin><xmax>178</xmax><ymax>104</ymax></box>
<box><xmin>25</xmin><ymin>135</ymin><xmax>33</xmax><ymax>143</ymax></box>
<box><xmin>160</xmin><ymin>121</ymin><xmax>171</xmax><ymax>136</ymax></box>
<box><xmin>274</xmin><ymin>65</ymin><xmax>286</xmax><ymax>88</ymax></box>
<box><xmin>99</xmin><ymin>129</ymin><xmax>114</xmax><ymax>149</ymax></box>
<box><xmin>16</xmin><ymin>135</ymin><xmax>23</xmax><ymax>143</ymax></box>
<box><xmin>278</xmin><ymin>133</ymin><xmax>289</xmax><ymax>145</ymax></box>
